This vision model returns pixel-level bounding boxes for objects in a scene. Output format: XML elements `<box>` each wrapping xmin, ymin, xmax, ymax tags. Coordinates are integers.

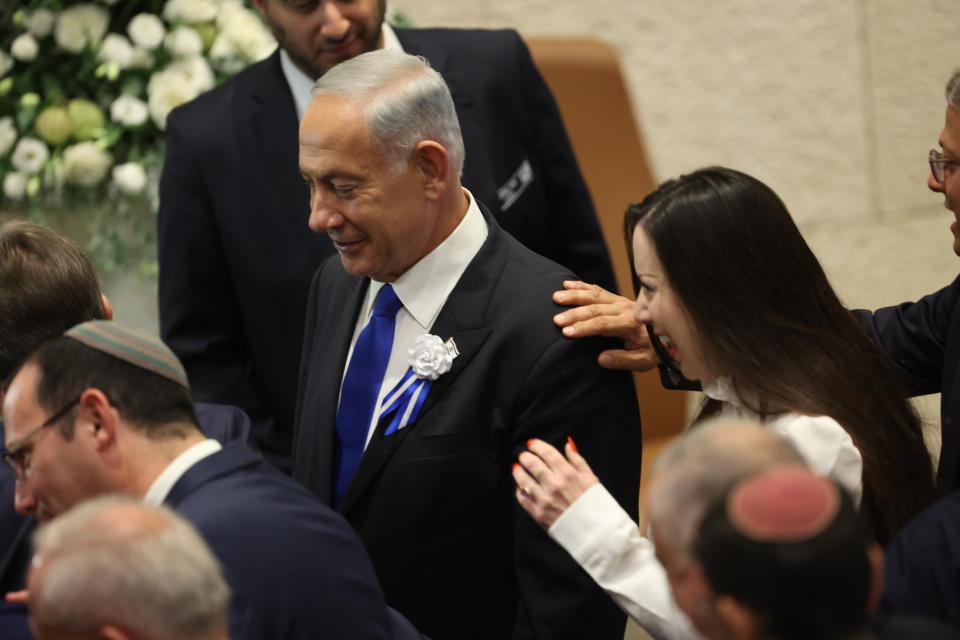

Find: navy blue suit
<box><xmin>855</xmin><ymin>274</ymin><xmax>960</xmax><ymax>490</ymax></box>
<box><xmin>880</xmin><ymin>490</ymin><xmax>960</xmax><ymax>627</ymax></box>
<box><xmin>0</xmin><ymin>403</ymin><xmax>255</xmax><ymax>594</ymax></box>
<box><xmin>294</xmin><ymin>208</ymin><xmax>641</xmax><ymax>639</ymax></box>
<box><xmin>158</xmin><ymin>28</ymin><xmax>614</xmax><ymax>471</ymax></box>
<box><xmin>166</xmin><ymin>443</ymin><xmax>408</xmax><ymax>640</ymax></box>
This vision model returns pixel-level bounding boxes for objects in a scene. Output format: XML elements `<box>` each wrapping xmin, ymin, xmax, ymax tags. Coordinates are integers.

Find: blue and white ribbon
<box><xmin>379</xmin><ymin>368</ymin><xmax>432</xmax><ymax>436</ymax></box>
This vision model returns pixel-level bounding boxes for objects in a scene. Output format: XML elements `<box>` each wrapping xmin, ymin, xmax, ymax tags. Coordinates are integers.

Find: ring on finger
<box><xmin>520</xmin><ymin>486</ymin><xmax>533</xmax><ymax>500</ymax></box>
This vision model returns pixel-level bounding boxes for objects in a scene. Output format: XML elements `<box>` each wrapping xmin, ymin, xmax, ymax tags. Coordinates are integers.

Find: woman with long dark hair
<box><xmin>630</xmin><ymin>166</ymin><xmax>937</xmax><ymax>540</ymax></box>
<box><xmin>512</xmin><ymin>167</ymin><xmax>939</xmax><ymax>635</ymax></box>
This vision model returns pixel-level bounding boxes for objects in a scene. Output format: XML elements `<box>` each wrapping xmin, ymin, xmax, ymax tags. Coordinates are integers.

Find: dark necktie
<box><xmin>333</xmin><ymin>284</ymin><xmax>402</xmax><ymax>505</ymax></box>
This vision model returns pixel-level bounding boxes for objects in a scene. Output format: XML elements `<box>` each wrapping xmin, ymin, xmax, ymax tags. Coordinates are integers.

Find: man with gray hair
<box><xmin>856</xmin><ymin>67</ymin><xmax>960</xmax><ymax>492</ymax></box>
<box><xmin>294</xmin><ymin>49</ymin><xmax>642</xmax><ymax>638</ymax></box>
<box><xmin>158</xmin><ymin>0</ymin><xmax>615</xmax><ymax>473</ymax></box>
<box><xmin>645</xmin><ymin>420</ymin><xmax>806</xmax><ymax>639</ymax></box>
<box><xmin>853</xmin><ymin>66</ymin><xmax>960</xmax><ymax>626</ymax></box>
<box><xmin>28</xmin><ymin>495</ymin><xmax>230</xmax><ymax>640</ymax></box>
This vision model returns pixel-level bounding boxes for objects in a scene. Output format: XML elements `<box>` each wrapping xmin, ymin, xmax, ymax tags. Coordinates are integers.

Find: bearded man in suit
<box><xmin>157</xmin><ymin>0</ymin><xmax>615</xmax><ymax>472</ymax></box>
<box><xmin>293</xmin><ymin>49</ymin><xmax>641</xmax><ymax>639</ymax></box>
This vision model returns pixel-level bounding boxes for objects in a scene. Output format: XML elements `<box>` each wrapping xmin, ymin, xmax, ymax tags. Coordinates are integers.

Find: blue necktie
<box><xmin>334</xmin><ymin>284</ymin><xmax>403</xmax><ymax>505</ymax></box>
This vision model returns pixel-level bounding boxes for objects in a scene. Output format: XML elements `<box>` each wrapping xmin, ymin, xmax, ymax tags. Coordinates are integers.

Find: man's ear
<box><xmin>100</xmin><ymin>294</ymin><xmax>113</xmax><ymax>321</ymax></box>
<box><xmin>865</xmin><ymin>543</ymin><xmax>884</xmax><ymax>613</ymax></box>
<box><xmin>714</xmin><ymin>594</ymin><xmax>762</xmax><ymax>640</ymax></box>
<box><xmin>77</xmin><ymin>388</ymin><xmax>119</xmax><ymax>451</ymax></box>
<box><xmin>414</xmin><ymin>141</ymin><xmax>450</xmax><ymax>199</ymax></box>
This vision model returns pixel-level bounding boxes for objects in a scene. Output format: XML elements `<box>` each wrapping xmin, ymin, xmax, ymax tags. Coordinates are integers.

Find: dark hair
<box><xmin>695</xmin><ymin>484</ymin><xmax>871</xmax><ymax>640</ymax></box>
<box><xmin>624</xmin><ymin>167</ymin><xmax>938</xmax><ymax>543</ymax></box>
<box><xmin>0</xmin><ymin>221</ymin><xmax>105</xmax><ymax>380</ymax></box>
<box><xmin>28</xmin><ymin>337</ymin><xmax>198</xmax><ymax>440</ymax></box>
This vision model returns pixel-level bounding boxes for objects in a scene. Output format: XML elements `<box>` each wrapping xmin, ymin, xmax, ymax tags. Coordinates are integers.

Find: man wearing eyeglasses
<box><xmin>856</xmin><ymin>68</ymin><xmax>960</xmax><ymax>631</ymax></box>
<box><xmin>2</xmin><ymin>321</ymin><xmax>423</xmax><ymax>640</ymax></box>
<box><xmin>0</xmin><ymin>221</ymin><xmax>257</xmax><ymax>607</ymax></box>
<box><xmin>855</xmin><ymin>68</ymin><xmax>960</xmax><ymax>494</ymax></box>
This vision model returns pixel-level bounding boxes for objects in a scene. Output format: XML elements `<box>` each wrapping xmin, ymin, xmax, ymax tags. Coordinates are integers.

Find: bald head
<box><xmin>29</xmin><ymin>496</ymin><xmax>229</xmax><ymax>640</ymax></box>
<box><xmin>647</xmin><ymin>418</ymin><xmax>806</xmax><ymax>562</ymax></box>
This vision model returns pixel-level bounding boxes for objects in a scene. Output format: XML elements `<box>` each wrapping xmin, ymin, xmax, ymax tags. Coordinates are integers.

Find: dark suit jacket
<box><xmin>293</xmin><ymin>210</ymin><xmax>641</xmax><ymax>639</ymax></box>
<box><xmin>0</xmin><ymin>403</ymin><xmax>255</xmax><ymax>595</ymax></box>
<box><xmin>158</xmin><ymin>28</ymin><xmax>614</xmax><ymax>471</ymax></box>
<box><xmin>880</xmin><ymin>490</ymin><xmax>960</xmax><ymax>627</ymax></box>
<box><xmin>854</xmin><ymin>274</ymin><xmax>960</xmax><ymax>490</ymax></box>
<box><xmin>166</xmin><ymin>443</ymin><xmax>411</xmax><ymax>640</ymax></box>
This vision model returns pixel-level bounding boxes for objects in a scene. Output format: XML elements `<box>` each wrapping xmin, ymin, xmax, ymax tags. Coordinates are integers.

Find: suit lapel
<box><xmin>339</xmin><ymin>209</ymin><xmax>508</xmax><ymax>515</ymax></box>
<box><xmin>241</xmin><ymin>53</ymin><xmax>317</xmax><ymax>254</ymax></box>
<box><xmin>298</xmin><ymin>274</ymin><xmax>369</xmax><ymax>504</ymax></box>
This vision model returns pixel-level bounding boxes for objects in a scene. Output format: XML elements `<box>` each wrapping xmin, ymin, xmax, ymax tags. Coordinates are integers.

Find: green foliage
<box><xmin>0</xmin><ymin>0</ymin><xmax>277</xmax><ymax>276</ymax></box>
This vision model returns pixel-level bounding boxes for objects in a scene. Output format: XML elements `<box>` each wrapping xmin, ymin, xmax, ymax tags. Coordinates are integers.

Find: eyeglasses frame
<box><xmin>0</xmin><ymin>396</ymin><xmax>81</xmax><ymax>480</ymax></box>
<box><xmin>929</xmin><ymin>148</ymin><xmax>960</xmax><ymax>184</ymax></box>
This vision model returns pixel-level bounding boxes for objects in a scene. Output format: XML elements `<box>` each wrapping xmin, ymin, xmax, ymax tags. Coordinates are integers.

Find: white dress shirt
<box><xmin>142</xmin><ymin>439</ymin><xmax>223</xmax><ymax>506</ymax></box>
<box><xmin>341</xmin><ymin>190</ymin><xmax>487</xmax><ymax>449</ymax></box>
<box><xmin>280</xmin><ymin>23</ymin><xmax>404</xmax><ymax>121</ymax></box>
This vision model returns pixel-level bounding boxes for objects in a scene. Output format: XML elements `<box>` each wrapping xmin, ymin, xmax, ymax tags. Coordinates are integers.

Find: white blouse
<box><xmin>547</xmin><ymin>380</ymin><xmax>863</xmax><ymax>639</ymax></box>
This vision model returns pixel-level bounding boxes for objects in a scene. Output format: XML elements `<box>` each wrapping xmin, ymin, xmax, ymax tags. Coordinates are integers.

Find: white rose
<box><xmin>62</xmin><ymin>142</ymin><xmax>113</xmax><ymax>187</ymax></box>
<box><xmin>167</xmin><ymin>56</ymin><xmax>215</xmax><ymax>93</ymax></box>
<box><xmin>165</xmin><ymin>26</ymin><xmax>203</xmax><ymax>58</ymax></box>
<box><xmin>0</xmin><ymin>117</ymin><xmax>16</xmax><ymax>156</ymax></box>
<box><xmin>127</xmin><ymin>13</ymin><xmax>166</xmax><ymax>51</ymax></box>
<box><xmin>11</xmin><ymin>33</ymin><xmax>39</xmax><ymax>62</ymax></box>
<box><xmin>3</xmin><ymin>172</ymin><xmax>28</xmax><ymax>200</ymax></box>
<box><xmin>147</xmin><ymin>68</ymin><xmax>200</xmax><ymax>130</ymax></box>
<box><xmin>98</xmin><ymin>33</ymin><xmax>135</xmax><ymax>69</ymax></box>
<box><xmin>112</xmin><ymin>162</ymin><xmax>147</xmax><ymax>194</ymax></box>
<box><xmin>110</xmin><ymin>94</ymin><xmax>149</xmax><ymax>127</ymax></box>
<box><xmin>0</xmin><ymin>50</ymin><xmax>12</xmax><ymax>79</ymax></box>
<box><xmin>163</xmin><ymin>0</ymin><xmax>219</xmax><ymax>24</ymax></box>
<box><xmin>218</xmin><ymin>3</ymin><xmax>276</xmax><ymax>62</ymax></box>
<box><xmin>54</xmin><ymin>4</ymin><xmax>109</xmax><ymax>54</ymax></box>
<box><xmin>407</xmin><ymin>334</ymin><xmax>454</xmax><ymax>381</ymax></box>
<box><xmin>23</xmin><ymin>9</ymin><xmax>56</xmax><ymax>39</ymax></box>
<box><xmin>11</xmin><ymin>137</ymin><xmax>49</xmax><ymax>175</ymax></box>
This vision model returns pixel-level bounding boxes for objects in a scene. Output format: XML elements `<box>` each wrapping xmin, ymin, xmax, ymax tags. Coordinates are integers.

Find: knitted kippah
<box><xmin>64</xmin><ymin>321</ymin><xmax>189</xmax><ymax>389</ymax></box>
<box><xmin>727</xmin><ymin>468</ymin><xmax>840</xmax><ymax>542</ymax></box>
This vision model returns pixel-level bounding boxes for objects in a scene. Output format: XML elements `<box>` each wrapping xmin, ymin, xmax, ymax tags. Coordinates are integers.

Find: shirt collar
<box><xmin>368</xmin><ymin>189</ymin><xmax>487</xmax><ymax>330</ymax></box>
<box><xmin>142</xmin><ymin>439</ymin><xmax>222</xmax><ymax>506</ymax></box>
<box><xmin>280</xmin><ymin>22</ymin><xmax>404</xmax><ymax>121</ymax></box>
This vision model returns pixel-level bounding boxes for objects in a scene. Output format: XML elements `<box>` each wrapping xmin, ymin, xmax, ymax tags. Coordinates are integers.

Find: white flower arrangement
<box><xmin>407</xmin><ymin>334</ymin><xmax>458</xmax><ymax>381</ymax></box>
<box><xmin>0</xmin><ymin>0</ymin><xmax>277</xmax><ymax>273</ymax></box>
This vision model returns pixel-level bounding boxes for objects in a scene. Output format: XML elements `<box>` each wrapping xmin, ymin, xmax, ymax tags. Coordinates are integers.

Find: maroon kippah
<box><xmin>727</xmin><ymin>468</ymin><xmax>840</xmax><ymax>542</ymax></box>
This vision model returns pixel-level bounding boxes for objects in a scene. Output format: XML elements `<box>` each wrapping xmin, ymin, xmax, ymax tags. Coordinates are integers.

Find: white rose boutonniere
<box><xmin>381</xmin><ymin>335</ymin><xmax>459</xmax><ymax>435</ymax></box>
<box><xmin>408</xmin><ymin>334</ymin><xmax>457</xmax><ymax>381</ymax></box>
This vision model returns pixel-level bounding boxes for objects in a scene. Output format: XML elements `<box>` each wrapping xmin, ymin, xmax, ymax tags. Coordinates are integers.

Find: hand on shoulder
<box><xmin>552</xmin><ymin>280</ymin><xmax>659</xmax><ymax>371</ymax></box>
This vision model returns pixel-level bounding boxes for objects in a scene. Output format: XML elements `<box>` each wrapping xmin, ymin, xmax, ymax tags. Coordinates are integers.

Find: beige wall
<box><xmin>389</xmin><ymin>0</ymin><xmax>959</xmax><ymax>449</ymax></box>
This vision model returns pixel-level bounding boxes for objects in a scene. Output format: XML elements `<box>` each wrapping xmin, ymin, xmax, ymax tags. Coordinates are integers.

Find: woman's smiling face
<box><xmin>632</xmin><ymin>226</ymin><xmax>715</xmax><ymax>385</ymax></box>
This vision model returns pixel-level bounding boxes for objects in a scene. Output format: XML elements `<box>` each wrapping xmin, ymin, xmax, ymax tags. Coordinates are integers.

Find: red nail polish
<box><xmin>526</xmin><ymin>439</ymin><xmax>535</xmax><ymax>448</ymax></box>
<box><xmin>512</xmin><ymin>463</ymin><xmax>520</xmax><ymax>472</ymax></box>
<box><xmin>567</xmin><ymin>436</ymin><xmax>578</xmax><ymax>453</ymax></box>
